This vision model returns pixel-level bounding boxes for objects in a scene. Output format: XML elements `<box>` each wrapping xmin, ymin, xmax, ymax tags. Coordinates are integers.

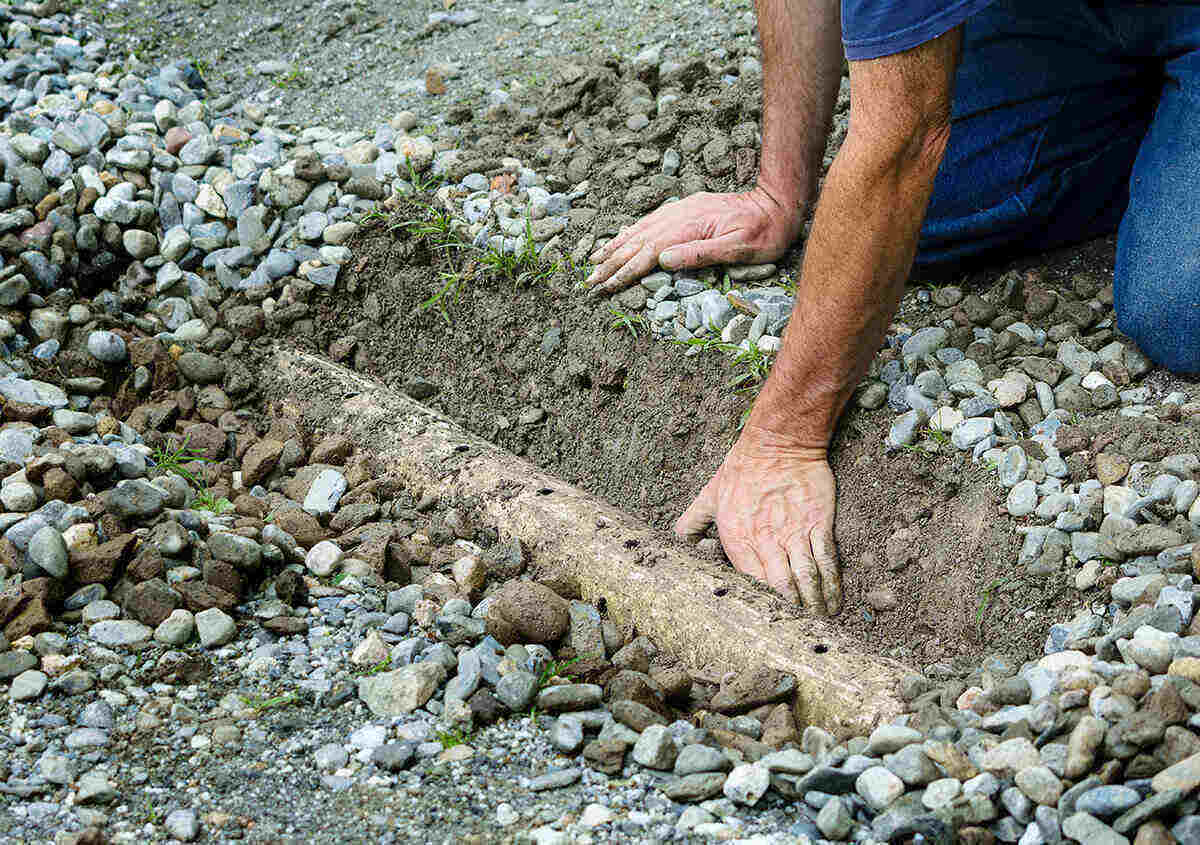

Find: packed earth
<box><xmin>0</xmin><ymin>0</ymin><xmax>1197</xmax><ymax>843</ymax></box>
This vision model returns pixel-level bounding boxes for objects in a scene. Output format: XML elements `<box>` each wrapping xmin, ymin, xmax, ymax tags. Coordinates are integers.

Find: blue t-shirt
<box><xmin>842</xmin><ymin>0</ymin><xmax>996</xmax><ymax>60</ymax></box>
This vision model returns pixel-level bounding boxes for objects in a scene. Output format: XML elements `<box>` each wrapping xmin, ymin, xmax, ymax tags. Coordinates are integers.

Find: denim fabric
<box><xmin>914</xmin><ymin>0</ymin><xmax>1200</xmax><ymax>373</ymax></box>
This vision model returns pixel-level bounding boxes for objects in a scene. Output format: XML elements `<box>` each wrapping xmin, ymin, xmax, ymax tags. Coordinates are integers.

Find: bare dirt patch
<box><xmin>277</xmin><ymin>208</ymin><xmax>1123</xmax><ymax>675</ymax></box>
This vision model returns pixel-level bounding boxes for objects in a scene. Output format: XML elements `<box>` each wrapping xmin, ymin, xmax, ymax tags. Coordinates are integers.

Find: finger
<box><xmin>659</xmin><ymin>232</ymin><xmax>756</xmax><ymax>272</ymax></box>
<box><xmin>585</xmin><ymin>235</ymin><xmax>649</xmax><ymax>288</ymax></box>
<box><xmin>722</xmin><ymin>538</ymin><xmax>767</xmax><ymax>583</ymax></box>
<box><xmin>588</xmin><ymin>242</ymin><xmax>659</xmax><ymax>297</ymax></box>
<box><xmin>589</xmin><ymin>224</ymin><xmax>634</xmax><ymax>263</ymax></box>
<box><xmin>787</xmin><ymin>534</ymin><xmax>828</xmax><ymax>617</ymax></box>
<box><xmin>811</xmin><ymin>519</ymin><xmax>842</xmax><ymax>616</ymax></box>
<box><xmin>758</xmin><ymin>539</ymin><xmax>800</xmax><ymax>604</ymax></box>
<box><xmin>674</xmin><ymin>478</ymin><xmax>718</xmax><ymax>540</ymax></box>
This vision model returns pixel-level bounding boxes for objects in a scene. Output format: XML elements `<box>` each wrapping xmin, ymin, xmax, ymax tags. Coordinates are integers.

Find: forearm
<box><xmin>755</xmin><ymin>0</ymin><xmax>843</xmax><ymax>211</ymax></box>
<box><xmin>747</xmin><ymin>29</ymin><xmax>960</xmax><ymax>449</ymax></box>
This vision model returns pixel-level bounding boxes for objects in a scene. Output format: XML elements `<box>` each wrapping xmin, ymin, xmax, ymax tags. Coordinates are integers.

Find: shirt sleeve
<box><xmin>842</xmin><ymin>0</ymin><xmax>996</xmax><ymax>60</ymax></box>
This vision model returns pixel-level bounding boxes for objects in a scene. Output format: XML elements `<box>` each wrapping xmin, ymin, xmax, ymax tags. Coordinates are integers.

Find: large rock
<box><xmin>486</xmin><ymin>581</ymin><xmax>570</xmax><ymax>645</ymax></box>
<box><xmin>70</xmin><ymin>535</ymin><xmax>137</xmax><ymax>584</ymax></box>
<box><xmin>241</xmin><ymin>438</ymin><xmax>284</xmax><ymax>486</ymax></box>
<box><xmin>358</xmin><ymin>663</ymin><xmax>447</xmax><ymax>716</ymax></box>
<box><xmin>271</xmin><ymin>508</ymin><xmax>327</xmax><ymax>548</ymax></box>
<box><xmin>103</xmin><ymin>480</ymin><xmax>167</xmax><ymax>519</ymax></box>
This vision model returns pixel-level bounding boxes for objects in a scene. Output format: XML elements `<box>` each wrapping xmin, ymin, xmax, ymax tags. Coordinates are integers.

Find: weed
<box><xmin>190</xmin><ymin>56</ymin><xmax>211</xmax><ymax>82</ymax></box>
<box><xmin>150</xmin><ymin>434</ymin><xmax>208</xmax><ymax>487</ymax></box>
<box><xmin>527</xmin><ymin>657</ymin><xmax>582</xmax><ymax>720</ymax></box>
<box><xmin>436</xmin><ymin>728</ymin><xmax>471</xmax><ymax>749</ymax></box>
<box><xmin>608</xmin><ymin>307</ymin><xmax>648</xmax><ymax>339</ymax></box>
<box><xmin>779</xmin><ymin>274</ymin><xmax>797</xmax><ymax>297</ymax></box>
<box><xmin>923</xmin><ymin>427</ymin><xmax>951</xmax><ymax>447</ymax></box>
<box><xmin>536</xmin><ymin>656</ymin><xmax>581</xmax><ymax>691</ymax></box>
<box><xmin>151</xmin><ymin>435</ymin><xmax>234</xmax><ymax>512</ymax></box>
<box><xmin>140</xmin><ymin>797</ymin><xmax>162</xmax><ymax>825</ymax></box>
<box><xmin>359</xmin><ymin>206</ymin><xmax>389</xmax><ymax>227</ymax></box>
<box><xmin>674</xmin><ymin>333</ymin><xmax>774</xmax><ymax>392</ymax></box>
<box><xmin>351</xmin><ymin>656</ymin><xmax>393</xmax><ymax>678</ymax></box>
<box><xmin>480</xmin><ymin>214</ymin><xmax>545</xmax><ymax>287</ymax></box>
<box><xmin>976</xmin><ymin>577</ymin><xmax>1015</xmax><ymax>629</ymax></box>
<box><xmin>192</xmin><ymin>488</ymin><xmax>234</xmax><ymax>515</ymax></box>
<box><xmin>272</xmin><ymin>64</ymin><xmax>307</xmax><ymax>89</ymax></box>
<box><xmin>418</xmin><ymin>271</ymin><xmax>467</xmax><ymax>325</ymax></box>
<box><xmin>402</xmin><ymin>159</ymin><xmax>442</xmax><ymax>194</ymax></box>
<box><xmin>240</xmin><ymin>692</ymin><xmax>299</xmax><ymax>712</ymax></box>
<box><xmin>727</xmin><ymin>343</ymin><xmax>773</xmax><ymax>391</ymax></box>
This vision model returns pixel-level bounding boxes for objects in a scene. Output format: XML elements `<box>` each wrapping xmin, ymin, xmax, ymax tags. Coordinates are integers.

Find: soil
<box><xmin>288</xmin><ymin>206</ymin><xmax>1103</xmax><ymax>676</ymax></box>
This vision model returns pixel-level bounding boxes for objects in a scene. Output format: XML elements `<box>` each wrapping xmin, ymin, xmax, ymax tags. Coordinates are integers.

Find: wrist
<box><xmin>737</xmin><ymin>421</ymin><xmax>829</xmax><ymax>461</ymax></box>
<box><xmin>743</xmin><ymin>367</ymin><xmax>843</xmax><ymax>452</ymax></box>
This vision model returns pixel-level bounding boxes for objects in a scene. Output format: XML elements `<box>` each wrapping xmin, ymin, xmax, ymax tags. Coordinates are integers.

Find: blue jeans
<box><xmin>915</xmin><ymin>0</ymin><xmax>1200</xmax><ymax>373</ymax></box>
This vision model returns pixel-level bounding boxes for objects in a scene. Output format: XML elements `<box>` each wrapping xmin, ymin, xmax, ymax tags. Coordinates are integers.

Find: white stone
<box><xmin>856</xmin><ymin>766</ymin><xmax>905</xmax><ymax>811</ymax></box>
<box><xmin>306</xmin><ymin>540</ymin><xmax>343</xmax><ymax>576</ymax></box>
<box><xmin>930</xmin><ymin>406</ymin><xmax>964</xmax><ymax>433</ymax></box>
<box><xmin>723</xmin><ymin>763</ymin><xmax>770</xmax><ymax>806</ymax></box>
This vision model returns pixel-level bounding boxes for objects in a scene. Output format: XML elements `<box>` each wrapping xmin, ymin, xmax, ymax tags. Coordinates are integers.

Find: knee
<box><xmin>1114</xmin><ymin>268</ymin><xmax>1200</xmax><ymax>375</ymax></box>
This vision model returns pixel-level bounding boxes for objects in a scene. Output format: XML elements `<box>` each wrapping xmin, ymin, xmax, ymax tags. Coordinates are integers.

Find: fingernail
<box><xmin>584</xmin><ymin>271</ymin><xmax>597</xmax><ymax>286</ymax></box>
<box><xmin>588</xmin><ymin>251</ymin><xmax>601</xmax><ymax>262</ymax></box>
<box><xmin>659</xmin><ymin>249</ymin><xmax>677</xmax><ymax>269</ymax></box>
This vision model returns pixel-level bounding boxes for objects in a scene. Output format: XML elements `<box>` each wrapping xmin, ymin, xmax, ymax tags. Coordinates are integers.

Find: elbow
<box><xmin>843</xmin><ymin>111</ymin><xmax>952</xmax><ymax>181</ymax></box>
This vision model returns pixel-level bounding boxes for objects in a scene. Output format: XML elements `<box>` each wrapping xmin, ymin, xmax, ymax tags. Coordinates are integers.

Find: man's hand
<box><xmin>584</xmin><ymin>186</ymin><xmax>803</xmax><ymax>296</ymax></box>
<box><xmin>674</xmin><ymin>426</ymin><xmax>842</xmax><ymax>615</ymax></box>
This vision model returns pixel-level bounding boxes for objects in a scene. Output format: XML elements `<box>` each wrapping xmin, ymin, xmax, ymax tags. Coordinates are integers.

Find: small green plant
<box><xmin>192</xmin><ymin>488</ymin><xmax>234</xmax><ymax>515</ymax></box>
<box><xmin>975</xmin><ymin>577</ymin><xmax>1015</xmax><ymax>629</ymax></box>
<box><xmin>151</xmin><ymin>434</ymin><xmax>208</xmax><ymax>487</ymax></box>
<box><xmin>418</xmin><ymin>271</ymin><xmax>466</xmax><ymax>324</ymax></box>
<box><xmin>727</xmin><ymin>343</ymin><xmax>773</xmax><ymax>391</ymax></box>
<box><xmin>240</xmin><ymin>691</ymin><xmax>299</xmax><ymax>712</ymax></box>
<box><xmin>272</xmin><ymin>64</ymin><xmax>307</xmax><ymax>89</ymax></box>
<box><xmin>352</xmin><ymin>656</ymin><xmax>393</xmax><ymax>678</ymax></box>
<box><xmin>140</xmin><ymin>797</ymin><xmax>162</xmax><ymax>825</ymax></box>
<box><xmin>436</xmin><ymin>728</ymin><xmax>471</xmax><ymax>749</ymax></box>
<box><xmin>608</xmin><ymin>307</ymin><xmax>648</xmax><ymax>339</ymax></box>
<box><xmin>923</xmin><ymin>427</ymin><xmax>951</xmax><ymax>447</ymax></box>
<box><xmin>403</xmin><ymin>159</ymin><xmax>443</xmax><ymax>194</ymax></box>
<box><xmin>480</xmin><ymin>214</ymin><xmax>544</xmax><ymax>287</ymax></box>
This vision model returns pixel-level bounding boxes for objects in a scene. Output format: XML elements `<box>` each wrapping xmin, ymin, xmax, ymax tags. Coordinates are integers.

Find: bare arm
<box><xmin>749</xmin><ymin>30</ymin><xmax>961</xmax><ymax>448</ymax></box>
<box><xmin>751</xmin><ymin>0</ymin><xmax>843</xmax><ymax>217</ymax></box>
<box><xmin>677</xmin><ymin>30</ymin><xmax>961</xmax><ymax>614</ymax></box>
<box><xmin>585</xmin><ymin>0</ymin><xmax>843</xmax><ymax>292</ymax></box>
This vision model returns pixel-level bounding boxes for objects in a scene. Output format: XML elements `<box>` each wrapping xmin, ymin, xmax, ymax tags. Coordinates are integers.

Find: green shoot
<box><xmin>240</xmin><ymin>692</ymin><xmax>299</xmax><ymax>712</ymax></box>
<box><xmin>608</xmin><ymin>307</ymin><xmax>648</xmax><ymax>339</ymax></box>
<box><xmin>436</xmin><ymin>728</ymin><xmax>472</xmax><ymax>749</ymax></box>
<box><xmin>271</xmin><ymin>64</ymin><xmax>307</xmax><ymax>89</ymax></box>
<box><xmin>976</xmin><ymin>577</ymin><xmax>1015</xmax><ymax>629</ymax></box>
<box><xmin>418</xmin><ymin>272</ymin><xmax>466</xmax><ymax>325</ymax></box>
<box><xmin>352</xmin><ymin>656</ymin><xmax>393</xmax><ymax>678</ymax></box>
<box><xmin>192</xmin><ymin>489</ymin><xmax>234</xmax><ymax>515</ymax></box>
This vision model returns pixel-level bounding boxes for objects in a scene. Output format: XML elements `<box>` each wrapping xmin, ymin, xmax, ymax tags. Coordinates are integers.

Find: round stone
<box><xmin>87</xmin><ymin>330</ymin><xmax>127</xmax><ymax>364</ymax></box>
<box><xmin>856</xmin><ymin>766</ymin><xmax>905</xmax><ymax>811</ymax></box>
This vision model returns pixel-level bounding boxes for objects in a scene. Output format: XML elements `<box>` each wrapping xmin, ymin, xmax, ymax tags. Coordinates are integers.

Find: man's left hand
<box><xmin>675</xmin><ymin>426</ymin><xmax>843</xmax><ymax>616</ymax></box>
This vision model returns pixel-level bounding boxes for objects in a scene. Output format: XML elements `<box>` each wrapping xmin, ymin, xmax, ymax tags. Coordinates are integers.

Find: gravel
<box><xmin>0</xmin><ymin>0</ymin><xmax>1192</xmax><ymax>843</ymax></box>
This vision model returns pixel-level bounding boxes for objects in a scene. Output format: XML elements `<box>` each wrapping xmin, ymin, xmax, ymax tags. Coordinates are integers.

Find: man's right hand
<box><xmin>584</xmin><ymin>185</ymin><xmax>804</xmax><ymax>296</ymax></box>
